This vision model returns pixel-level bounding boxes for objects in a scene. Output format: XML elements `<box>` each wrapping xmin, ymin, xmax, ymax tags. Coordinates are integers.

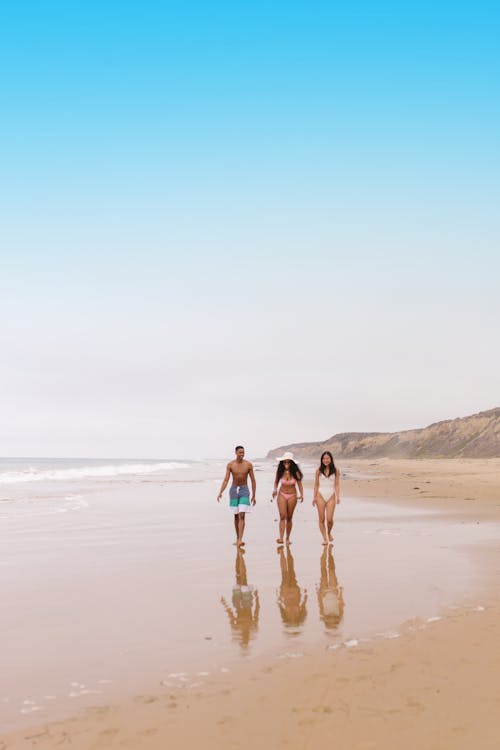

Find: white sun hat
<box><xmin>276</xmin><ymin>451</ymin><xmax>295</xmax><ymax>462</ymax></box>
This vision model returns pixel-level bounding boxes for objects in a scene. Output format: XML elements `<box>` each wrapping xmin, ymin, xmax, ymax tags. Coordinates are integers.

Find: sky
<box><xmin>1</xmin><ymin>1</ymin><xmax>499</xmax><ymax>458</ymax></box>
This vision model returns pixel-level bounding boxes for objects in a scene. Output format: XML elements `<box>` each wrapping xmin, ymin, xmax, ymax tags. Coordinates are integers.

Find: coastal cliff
<box><xmin>267</xmin><ymin>407</ymin><xmax>500</xmax><ymax>460</ymax></box>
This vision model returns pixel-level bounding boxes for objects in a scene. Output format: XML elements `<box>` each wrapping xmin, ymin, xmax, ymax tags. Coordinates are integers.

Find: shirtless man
<box><xmin>217</xmin><ymin>446</ymin><xmax>256</xmax><ymax>547</ymax></box>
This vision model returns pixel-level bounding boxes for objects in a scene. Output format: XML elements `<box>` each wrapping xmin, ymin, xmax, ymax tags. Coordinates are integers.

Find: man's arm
<box><xmin>248</xmin><ymin>464</ymin><xmax>257</xmax><ymax>505</ymax></box>
<box><xmin>217</xmin><ymin>464</ymin><xmax>232</xmax><ymax>502</ymax></box>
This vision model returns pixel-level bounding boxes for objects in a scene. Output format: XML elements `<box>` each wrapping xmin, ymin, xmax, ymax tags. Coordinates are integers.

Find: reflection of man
<box><xmin>317</xmin><ymin>547</ymin><xmax>344</xmax><ymax>630</ymax></box>
<box><xmin>217</xmin><ymin>446</ymin><xmax>256</xmax><ymax>547</ymax></box>
<box><xmin>277</xmin><ymin>547</ymin><xmax>307</xmax><ymax>629</ymax></box>
<box><xmin>221</xmin><ymin>549</ymin><xmax>259</xmax><ymax>650</ymax></box>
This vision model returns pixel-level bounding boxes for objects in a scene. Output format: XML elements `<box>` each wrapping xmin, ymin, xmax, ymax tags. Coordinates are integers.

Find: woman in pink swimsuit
<box><xmin>272</xmin><ymin>452</ymin><xmax>304</xmax><ymax>546</ymax></box>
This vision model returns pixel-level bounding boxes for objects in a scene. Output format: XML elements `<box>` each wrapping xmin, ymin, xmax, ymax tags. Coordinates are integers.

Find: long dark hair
<box><xmin>276</xmin><ymin>460</ymin><xmax>303</xmax><ymax>482</ymax></box>
<box><xmin>319</xmin><ymin>451</ymin><xmax>337</xmax><ymax>477</ymax></box>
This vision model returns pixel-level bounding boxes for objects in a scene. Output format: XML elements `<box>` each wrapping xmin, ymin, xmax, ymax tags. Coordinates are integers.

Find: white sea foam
<box><xmin>20</xmin><ymin>698</ymin><xmax>41</xmax><ymax>715</ymax></box>
<box><xmin>0</xmin><ymin>461</ymin><xmax>189</xmax><ymax>485</ymax></box>
<box><xmin>69</xmin><ymin>689</ymin><xmax>101</xmax><ymax>697</ymax></box>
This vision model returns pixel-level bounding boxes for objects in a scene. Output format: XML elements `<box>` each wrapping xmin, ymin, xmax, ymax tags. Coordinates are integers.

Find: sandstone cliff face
<box><xmin>267</xmin><ymin>408</ymin><xmax>500</xmax><ymax>460</ymax></box>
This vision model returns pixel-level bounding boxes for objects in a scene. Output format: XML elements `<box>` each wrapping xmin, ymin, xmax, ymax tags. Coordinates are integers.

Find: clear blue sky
<box><xmin>1</xmin><ymin>1</ymin><xmax>499</xmax><ymax>457</ymax></box>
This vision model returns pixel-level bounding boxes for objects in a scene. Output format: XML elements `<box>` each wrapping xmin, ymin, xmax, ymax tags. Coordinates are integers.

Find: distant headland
<box><xmin>267</xmin><ymin>407</ymin><xmax>500</xmax><ymax>460</ymax></box>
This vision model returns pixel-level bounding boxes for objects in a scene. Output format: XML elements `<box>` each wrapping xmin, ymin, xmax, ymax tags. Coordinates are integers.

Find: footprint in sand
<box><xmin>85</xmin><ymin>705</ymin><xmax>117</xmax><ymax>717</ymax></box>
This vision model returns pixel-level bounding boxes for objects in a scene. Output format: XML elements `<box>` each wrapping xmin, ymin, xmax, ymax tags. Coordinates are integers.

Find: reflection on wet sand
<box><xmin>221</xmin><ymin>550</ymin><xmax>259</xmax><ymax>650</ymax></box>
<box><xmin>277</xmin><ymin>547</ymin><xmax>308</xmax><ymax>632</ymax></box>
<box><xmin>317</xmin><ymin>547</ymin><xmax>344</xmax><ymax>630</ymax></box>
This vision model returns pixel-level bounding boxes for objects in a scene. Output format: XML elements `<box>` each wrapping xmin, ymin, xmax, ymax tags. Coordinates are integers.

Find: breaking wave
<box><xmin>0</xmin><ymin>461</ymin><xmax>190</xmax><ymax>484</ymax></box>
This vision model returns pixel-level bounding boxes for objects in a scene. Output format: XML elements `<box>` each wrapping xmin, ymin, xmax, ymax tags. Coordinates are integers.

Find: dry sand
<box><xmin>344</xmin><ymin>457</ymin><xmax>500</xmax><ymax>518</ymax></box>
<box><xmin>3</xmin><ymin>458</ymin><xmax>500</xmax><ymax>749</ymax></box>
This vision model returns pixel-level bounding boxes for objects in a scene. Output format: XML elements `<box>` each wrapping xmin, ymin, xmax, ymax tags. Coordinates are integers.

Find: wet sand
<box><xmin>2</xmin><ymin>458</ymin><xmax>500</xmax><ymax>747</ymax></box>
<box><xmin>5</xmin><ymin>604</ymin><xmax>499</xmax><ymax>750</ymax></box>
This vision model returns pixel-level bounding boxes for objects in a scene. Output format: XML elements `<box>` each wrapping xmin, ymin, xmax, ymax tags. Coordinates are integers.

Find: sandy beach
<box><xmin>4</xmin><ymin>0</ymin><xmax>499</xmax><ymax>745</ymax></box>
<box><xmin>2</xmin><ymin>458</ymin><xmax>500</xmax><ymax>748</ymax></box>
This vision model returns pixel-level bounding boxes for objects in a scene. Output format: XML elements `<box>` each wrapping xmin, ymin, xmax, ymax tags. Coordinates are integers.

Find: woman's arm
<box><xmin>313</xmin><ymin>469</ymin><xmax>319</xmax><ymax>506</ymax></box>
<box><xmin>297</xmin><ymin>478</ymin><xmax>304</xmax><ymax>502</ymax></box>
<box><xmin>335</xmin><ymin>467</ymin><xmax>340</xmax><ymax>504</ymax></box>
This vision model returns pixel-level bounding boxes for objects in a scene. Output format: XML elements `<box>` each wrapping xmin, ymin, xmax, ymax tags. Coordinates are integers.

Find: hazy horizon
<box><xmin>0</xmin><ymin>404</ymin><xmax>498</xmax><ymax>460</ymax></box>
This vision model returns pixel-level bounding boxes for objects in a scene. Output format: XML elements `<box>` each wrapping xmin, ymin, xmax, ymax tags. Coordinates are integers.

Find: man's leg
<box><xmin>233</xmin><ymin>513</ymin><xmax>239</xmax><ymax>542</ymax></box>
<box><xmin>237</xmin><ymin>512</ymin><xmax>246</xmax><ymax>545</ymax></box>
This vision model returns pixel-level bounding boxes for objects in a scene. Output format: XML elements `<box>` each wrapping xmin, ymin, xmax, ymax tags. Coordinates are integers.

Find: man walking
<box><xmin>217</xmin><ymin>446</ymin><xmax>256</xmax><ymax>546</ymax></box>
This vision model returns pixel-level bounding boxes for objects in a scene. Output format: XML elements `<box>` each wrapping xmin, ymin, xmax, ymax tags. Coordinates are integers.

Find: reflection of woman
<box><xmin>272</xmin><ymin>452</ymin><xmax>304</xmax><ymax>546</ymax></box>
<box><xmin>277</xmin><ymin>547</ymin><xmax>307</xmax><ymax>630</ymax></box>
<box><xmin>316</xmin><ymin>546</ymin><xmax>344</xmax><ymax>630</ymax></box>
<box><xmin>313</xmin><ymin>451</ymin><xmax>340</xmax><ymax>545</ymax></box>
<box><xmin>220</xmin><ymin>550</ymin><xmax>259</xmax><ymax>650</ymax></box>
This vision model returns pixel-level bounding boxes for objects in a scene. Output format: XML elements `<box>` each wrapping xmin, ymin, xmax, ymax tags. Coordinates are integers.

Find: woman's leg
<box><xmin>315</xmin><ymin>496</ymin><xmax>328</xmax><ymax>544</ymax></box>
<box><xmin>326</xmin><ymin>499</ymin><xmax>336</xmax><ymax>541</ymax></box>
<box><xmin>285</xmin><ymin>496</ymin><xmax>298</xmax><ymax>543</ymax></box>
<box><xmin>277</xmin><ymin>494</ymin><xmax>287</xmax><ymax>543</ymax></box>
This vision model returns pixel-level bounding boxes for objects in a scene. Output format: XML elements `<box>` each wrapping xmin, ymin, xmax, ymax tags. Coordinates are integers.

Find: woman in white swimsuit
<box><xmin>313</xmin><ymin>451</ymin><xmax>340</xmax><ymax>545</ymax></box>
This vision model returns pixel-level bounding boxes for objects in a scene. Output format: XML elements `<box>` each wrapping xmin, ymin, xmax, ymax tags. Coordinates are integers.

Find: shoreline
<box><xmin>3</xmin><ymin>458</ymin><xmax>500</xmax><ymax>748</ymax></box>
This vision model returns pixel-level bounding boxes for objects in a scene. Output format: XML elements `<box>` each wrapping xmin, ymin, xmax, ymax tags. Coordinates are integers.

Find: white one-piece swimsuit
<box><xmin>318</xmin><ymin>472</ymin><xmax>335</xmax><ymax>501</ymax></box>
